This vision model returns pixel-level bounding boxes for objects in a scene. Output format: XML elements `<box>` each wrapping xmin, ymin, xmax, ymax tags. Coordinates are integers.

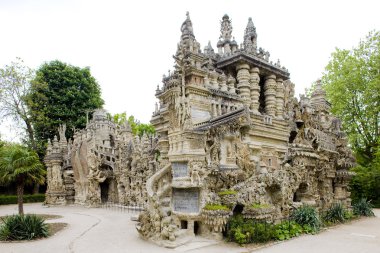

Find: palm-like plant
<box><xmin>0</xmin><ymin>144</ymin><xmax>45</xmax><ymax>215</ymax></box>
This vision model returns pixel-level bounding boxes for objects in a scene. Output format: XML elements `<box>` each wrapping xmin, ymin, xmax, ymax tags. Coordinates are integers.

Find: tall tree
<box><xmin>322</xmin><ymin>30</ymin><xmax>380</xmax><ymax>164</ymax></box>
<box><xmin>322</xmin><ymin>30</ymin><xmax>380</xmax><ymax>205</ymax></box>
<box><xmin>0</xmin><ymin>143</ymin><xmax>45</xmax><ymax>214</ymax></box>
<box><xmin>27</xmin><ymin>60</ymin><xmax>104</xmax><ymax>155</ymax></box>
<box><xmin>0</xmin><ymin>58</ymin><xmax>37</xmax><ymax>150</ymax></box>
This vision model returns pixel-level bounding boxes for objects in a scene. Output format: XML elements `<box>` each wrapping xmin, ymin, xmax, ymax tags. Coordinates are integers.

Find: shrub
<box><xmin>291</xmin><ymin>205</ymin><xmax>320</xmax><ymax>231</ymax></box>
<box><xmin>273</xmin><ymin>221</ymin><xmax>304</xmax><ymax>241</ymax></box>
<box><xmin>226</xmin><ymin>215</ymin><xmax>275</xmax><ymax>244</ymax></box>
<box><xmin>352</xmin><ymin>198</ymin><xmax>375</xmax><ymax>217</ymax></box>
<box><xmin>343</xmin><ymin>210</ymin><xmax>355</xmax><ymax>220</ymax></box>
<box><xmin>0</xmin><ymin>194</ymin><xmax>45</xmax><ymax>205</ymax></box>
<box><xmin>252</xmin><ymin>222</ymin><xmax>274</xmax><ymax>243</ymax></box>
<box><xmin>0</xmin><ymin>214</ymin><xmax>49</xmax><ymax>241</ymax></box>
<box><xmin>323</xmin><ymin>203</ymin><xmax>346</xmax><ymax>223</ymax></box>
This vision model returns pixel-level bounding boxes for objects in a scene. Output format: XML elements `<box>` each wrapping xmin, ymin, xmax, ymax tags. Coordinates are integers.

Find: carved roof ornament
<box><xmin>180</xmin><ymin>11</ymin><xmax>194</xmax><ymax>39</ymax></box>
<box><xmin>204</xmin><ymin>41</ymin><xmax>215</xmax><ymax>57</ymax></box>
<box><xmin>244</xmin><ymin>17</ymin><xmax>257</xmax><ymax>53</ymax></box>
<box><xmin>220</xmin><ymin>14</ymin><xmax>233</xmax><ymax>41</ymax></box>
<box><xmin>311</xmin><ymin>79</ymin><xmax>331</xmax><ymax>112</ymax></box>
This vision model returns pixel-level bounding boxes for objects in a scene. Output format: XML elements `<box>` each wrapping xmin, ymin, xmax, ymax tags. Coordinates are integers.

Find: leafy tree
<box><xmin>0</xmin><ymin>143</ymin><xmax>45</xmax><ymax>214</ymax></box>
<box><xmin>107</xmin><ymin>112</ymin><xmax>156</xmax><ymax>137</ymax></box>
<box><xmin>107</xmin><ymin>112</ymin><xmax>127</xmax><ymax>125</ymax></box>
<box><xmin>322</xmin><ymin>30</ymin><xmax>380</xmax><ymax>205</ymax></box>
<box><xmin>27</xmin><ymin>60</ymin><xmax>104</xmax><ymax>156</ymax></box>
<box><xmin>0</xmin><ymin>58</ymin><xmax>37</xmax><ymax>150</ymax></box>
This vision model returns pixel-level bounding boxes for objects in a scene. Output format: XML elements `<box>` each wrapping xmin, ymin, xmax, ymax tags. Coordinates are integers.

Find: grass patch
<box><xmin>204</xmin><ymin>203</ymin><xmax>230</xmax><ymax>211</ymax></box>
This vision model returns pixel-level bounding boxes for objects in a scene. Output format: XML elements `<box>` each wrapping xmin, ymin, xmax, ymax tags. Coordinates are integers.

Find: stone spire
<box><xmin>204</xmin><ymin>41</ymin><xmax>215</xmax><ymax>57</ymax></box>
<box><xmin>244</xmin><ymin>17</ymin><xmax>257</xmax><ymax>53</ymax></box>
<box><xmin>180</xmin><ymin>11</ymin><xmax>195</xmax><ymax>40</ymax></box>
<box><xmin>311</xmin><ymin>79</ymin><xmax>331</xmax><ymax>112</ymax></box>
<box><xmin>217</xmin><ymin>14</ymin><xmax>234</xmax><ymax>56</ymax></box>
<box><xmin>220</xmin><ymin>14</ymin><xmax>233</xmax><ymax>41</ymax></box>
<box><xmin>178</xmin><ymin>12</ymin><xmax>200</xmax><ymax>54</ymax></box>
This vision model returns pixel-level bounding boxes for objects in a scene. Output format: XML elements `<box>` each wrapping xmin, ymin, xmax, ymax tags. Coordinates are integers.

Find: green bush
<box><xmin>323</xmin><ymin>203</ymin><xmax>346</xmax><ymax>223</ymax></box>
<box><xmin>273</xmin><ymin>221</ymin><xmax>304</xmax><ymax>241</ymax></box>
<box><xmin>0</xmin><ymin>194</ymin><xmax>45</xmax><ymax>205</ymax></box>
<box><xmin>352</xmin><ymin>198</ymin><xmax>375</xmax><ymax>217</ymax></box>
<box><xmin>291</xmin><ymin>205</ymin><xmax>320</xmax><ymax>231</ymax></box>
<box><xmin>226</xmin><ymin>215</ymin><xmax>275</xmax><ymax>244</ymax></box>
<box><xmin>252</xmin><ymin>222</ymin><xmax>274</xmax><ymax>243</ymax></box>
<box><xmin>343</xmin><ymin>210</ymin><xmax>356</xmax><ymax>220</ymax></box>
<box><xmin>0</xmin><ymin>214</ymin><xmax>49</xmax><ymax>240</ymax></box>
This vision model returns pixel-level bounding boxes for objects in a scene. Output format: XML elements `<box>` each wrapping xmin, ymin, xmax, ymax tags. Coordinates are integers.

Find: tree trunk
<box><xmin>16</xmin><ymin>177</ymin><xmax>25</xmax><ymax>215</ymax></box>
<box><xmin>25</xmin><ymin>119</ymin><xmax>37</xmax><ymax>153</ymax></box>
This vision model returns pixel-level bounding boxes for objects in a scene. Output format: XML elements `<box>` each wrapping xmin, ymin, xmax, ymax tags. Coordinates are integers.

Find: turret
<box><xmin>244</xmin><ymin>17</ymin><xmax>257</xmax><ymax>53</ymax></box>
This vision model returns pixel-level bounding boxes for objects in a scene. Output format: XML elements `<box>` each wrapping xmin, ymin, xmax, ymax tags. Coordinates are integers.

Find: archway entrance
<box><xmin>100</xmin><ymin>180</ymin><xmax>109</xmax><ymax>203</ymax></box>
<box><xmin>293</xmin><ymin>182</ymin><xmax>308</xmax><ymax>202</ymax></box>
<box><xmin>194</xmin><ymin>221</ymin><xmax>200</xmax><ymax>235</ymax></box>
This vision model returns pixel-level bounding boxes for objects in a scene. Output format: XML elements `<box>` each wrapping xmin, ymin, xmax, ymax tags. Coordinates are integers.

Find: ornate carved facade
<box><xmin>136</xmin><ymin>13</ymin><xmax>355</xmax><ymax>247</ymax></box>
<box><xmin>45</xmin><ymin>13</ymin><xmax>355</xmax><ymax>247</ymax></box>
<box><xmin>45</xmin><ymin>109</ymin><xmax>158</xmax><ymax>206</ymax></box>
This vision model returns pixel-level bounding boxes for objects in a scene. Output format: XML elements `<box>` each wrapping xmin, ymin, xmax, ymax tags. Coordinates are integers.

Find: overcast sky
<box><xmin>1</xmin><ymin>0</ymin><xmax>379</xmax><ymax>141</ymax></box>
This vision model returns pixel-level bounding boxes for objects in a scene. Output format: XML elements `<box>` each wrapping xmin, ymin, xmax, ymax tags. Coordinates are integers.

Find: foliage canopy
<box><xmin>322</xmin><ymin>30</ymin><xmax>380</xmax><ymax>205</ymax></box>
<box><xmin>27</xmin><ymin>60</ymin><xmax>104</xmax><ymax>154</ymax></box>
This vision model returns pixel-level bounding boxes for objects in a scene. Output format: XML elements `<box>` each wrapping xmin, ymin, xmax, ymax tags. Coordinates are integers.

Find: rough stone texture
<box><xmin>45</xmin><ymin>109</ymin><xmax>158</xmax><ymax>207</ymax></box>
<box><xmin>138</xmin><ymin>13</ymin><xmax>355</xmax><ymax>247</ymax></box>
<box><xmin>45</xmin><ymin>12</ymin><xmax>355</xmax><ymax>248</ymax></box>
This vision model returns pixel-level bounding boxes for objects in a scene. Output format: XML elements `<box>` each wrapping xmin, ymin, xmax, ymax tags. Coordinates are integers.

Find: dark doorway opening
<box><xmin>233</xmin><ymin>204</ymin><xmax>244</xmax><ymax>215</ymax></box>
<box><xmin>258</xmin><ymin>76</ymin><xmax>266</xmax><ymax>114</ymax></box>
<box><xmin>100</xmin><ymin>180</ymin><xmax>109</xmax><ymax>203</ymax></box>
<box><xmin>194</xmin><ymin>221</ymin><xmax>200</xmax><ymax>235</ymax></box>
<box><xmin>181</xmin><ymin>220</ymin><xmax>188</xmax><ymax>229</ymax></box>
<box><xmin>293</xmin><ymin>182</ymin><xmax>308</xmax><ymax>202</ymax></box>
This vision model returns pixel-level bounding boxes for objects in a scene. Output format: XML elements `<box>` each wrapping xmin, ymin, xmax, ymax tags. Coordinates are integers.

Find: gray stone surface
<box><xmin>173</xmin><ymin>188</ymin><xmax>199</xmax><ymax>213</ymax></box>
<box><xmin>172</xmin><ymin>163</ymin><xmax>188</xmax><ymax>178</ymax></box>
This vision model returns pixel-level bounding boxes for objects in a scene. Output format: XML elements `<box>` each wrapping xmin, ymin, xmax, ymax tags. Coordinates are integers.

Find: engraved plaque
<box><xmin>173</xmin><ymin>188</ymin><xmax>199</xmax><ymax>213</ymax></box>
<box><xmin>172</xmin><ymin>162</ymin><xmax>188</xmax><ymax>178</ymax></box>
<box><xmin>191</xmin><ymin>108</ymin><xmax>211</xmax><ymax>123</ymax></box>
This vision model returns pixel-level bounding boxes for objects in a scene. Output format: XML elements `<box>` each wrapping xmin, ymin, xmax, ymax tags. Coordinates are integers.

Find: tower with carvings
<box><xmin>138</xmin><ymin>13</ymin><xmax>354</xmax><ymax>246</ymax></box>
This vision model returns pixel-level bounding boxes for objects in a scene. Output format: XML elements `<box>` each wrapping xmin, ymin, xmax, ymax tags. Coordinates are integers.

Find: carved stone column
<box><xmin>275</xmin><ymin>78</ymin><xmax>285</xmax><ymax>119</ymax></box>
<box><xmin>236</xmin><ymin>63</ymin><xmax>251</xmax><ymax>107</ymax></box>
<box><xmin>219</xmin><ymin>74</ymin><xmax>228</xmax><ymax>92</ymax></box>
<box><xmin>227</xmin><ymin>75</ymin><xmax>236</xmax><ymax>94</ymax></box>
<box><xmin>264</xmin><ymin>74</ymin><xmax>277</xmax><ymax>117</ymax></box>
<box><xmin>45</xmin><ymin>158</ymin><xmax>66</xmax><ymax>205</ymax></box>
<box><xmin>249</xmin><ymin>67</ymin><xmax>260</xmax><ymax>114</ymax></box>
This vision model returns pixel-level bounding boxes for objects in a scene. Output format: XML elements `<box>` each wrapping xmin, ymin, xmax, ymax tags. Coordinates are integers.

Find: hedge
<box><xmin>0</xmin><ymin>194</ymin><xmax>45</xmax><ymax>205</ymax></box>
